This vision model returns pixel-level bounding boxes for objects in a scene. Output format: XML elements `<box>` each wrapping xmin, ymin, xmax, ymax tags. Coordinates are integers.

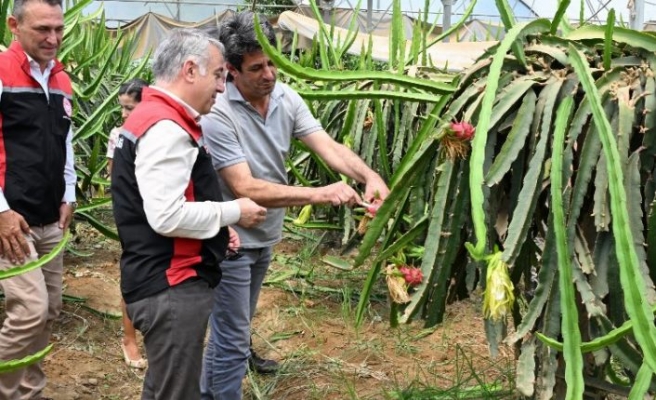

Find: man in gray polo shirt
<box><xmin>200</xmin><ymin>12</ymin><xmax>390</xmax><ymax>400</ymax></box>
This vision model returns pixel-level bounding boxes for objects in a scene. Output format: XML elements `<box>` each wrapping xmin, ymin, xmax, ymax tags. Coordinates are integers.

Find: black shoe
<box><xmin>248</xmin><ymin>348</ymin><xmax>279</xmax><ymax>374</ymax></box>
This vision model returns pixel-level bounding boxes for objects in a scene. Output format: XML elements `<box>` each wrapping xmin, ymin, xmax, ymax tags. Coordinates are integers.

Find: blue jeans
<box><xmin>201</xmin><ymin>247</ymin><xmax>273</xmax><ymax>400</ymax></box>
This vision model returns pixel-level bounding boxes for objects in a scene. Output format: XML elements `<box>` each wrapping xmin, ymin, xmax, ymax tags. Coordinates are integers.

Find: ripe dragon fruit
<box><xmin>385</xmin><ymin>264</ymin><xmax>424</xmax><ymax>304</ymax></box>
<box><xmin>398</xmin><ymin>266</ymin><xmax>423</xmax><ymax>287</ymax></box>
<box><xmin>449</xmin><ymin>121</ymin><xmax>475</xmax><ymax>141</ymax></box>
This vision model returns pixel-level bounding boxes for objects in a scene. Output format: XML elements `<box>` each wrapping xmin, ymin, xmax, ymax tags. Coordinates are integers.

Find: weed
<box><xmin>383</xmin><ymin>345</ymin><xmax>515</xmax><ymax>399</ymax></box>
<box><xmin>40</xmin><ymin>236</ymin><xmax>516</xmax><ymax>399</ymax></box>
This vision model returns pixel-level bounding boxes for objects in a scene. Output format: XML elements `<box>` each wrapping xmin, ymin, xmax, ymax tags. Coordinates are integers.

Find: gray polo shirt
<box><xmin>201</xmin><ymin>81</ymin><xmax>323</xmax><ymax>248</ymax></box>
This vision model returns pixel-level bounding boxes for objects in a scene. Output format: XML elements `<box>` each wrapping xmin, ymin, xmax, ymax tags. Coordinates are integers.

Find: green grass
<box><xmin>245</xmin><ymin>230</ymin><xmax>517</xmax><ymax>400</ymax></box>
<box><xmin>31</xmin><ymin>226</ymin><xmax>516</xmax><ymax>399</ymax></box>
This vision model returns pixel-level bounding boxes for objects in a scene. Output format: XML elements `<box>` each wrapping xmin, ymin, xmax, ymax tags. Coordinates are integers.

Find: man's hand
<box><xmin>228</xmin><ymin>226</ymin><xmax>240</xmax><ymax>250</ymax></box>
<box><xmin>315</xmin><ymin>182</ymin><xmax>361</xmax><ymax>206</ymax></box>
<box><xmin>235</xmin><ymin>198</ymin><xmax>267</xmax><ymax>228</ymax></box>
<box><xmin>363</xmin><ymin>176</ymin><xmax>390</xmax><ymax>203</ymax></box>
<box><xmin>0</xmin><ymin>210</ymin><xmax>31</xmax><ymax>264</ymax></box>
<box><xmin>59</xmin><ymin>202</ymin><xmax>75</xmax><ymax>231</ymax></box>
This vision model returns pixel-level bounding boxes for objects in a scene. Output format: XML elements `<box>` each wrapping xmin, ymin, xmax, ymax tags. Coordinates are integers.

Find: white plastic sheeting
<box><xmin>277</xmin><ymin>11</ymin><xmax>494</xmax><ymax>71</ymax></box>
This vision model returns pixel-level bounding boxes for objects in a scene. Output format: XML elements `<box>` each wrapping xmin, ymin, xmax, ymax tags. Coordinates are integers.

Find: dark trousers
<box><xmin>127</xmin><ymin>279</ymin><xmax>213</xmax><ymax>400</ymax></box>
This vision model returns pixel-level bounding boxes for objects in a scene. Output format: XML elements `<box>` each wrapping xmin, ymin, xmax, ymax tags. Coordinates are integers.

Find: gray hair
<box><xmin>151</xmin><ymin>28</ymin><xmax>225</xmax><ymax>83</ymax></box>
<box><xmin>12</xmin><ymin>0</ymin><xmax>63</xmax><ymax>21</ymax></box>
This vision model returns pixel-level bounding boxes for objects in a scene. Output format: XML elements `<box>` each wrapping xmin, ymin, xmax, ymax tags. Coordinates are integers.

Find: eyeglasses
<box><xmin>225</xmin><ymin>248</ymin><xmax>244</xmax><ymax>261</ymax></box>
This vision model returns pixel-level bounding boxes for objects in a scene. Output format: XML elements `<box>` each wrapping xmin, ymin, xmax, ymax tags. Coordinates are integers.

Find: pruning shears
<box><xmin>341</xmin><ymin>197</ymin><xmax>374</xmax><ymax>255</ymax></box>
<box><xmin>359</xmin><ymin>200</ymin><xmax>374</xmax><ymax>208</ymax></box>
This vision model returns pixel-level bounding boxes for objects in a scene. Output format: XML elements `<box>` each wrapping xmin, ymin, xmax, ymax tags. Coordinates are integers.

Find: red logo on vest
<box><xmin>63</xmin><ymin>98</ymin><xmax>72</xmax><ymax>117</ymax></box>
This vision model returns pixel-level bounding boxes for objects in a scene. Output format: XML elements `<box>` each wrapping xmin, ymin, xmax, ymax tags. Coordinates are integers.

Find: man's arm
<box><xmin>135</xmin><ymin>121</ymin><xmax>246</xmax><ymax>239</ymax></box>
<box><xmin>58</xmin><ymin>127</ymin><xmax>76</xmax><ymax>230</ymax></box>
<box><xmin>203</xmin><ymin>95</ymin><xmax>361</xmax><ymax>208</ymax></box>
<box><xmin>287</xmin><ymin>86</ymin><xmax>389</xmax><ymax>202</ymax></box>
<box><xmin>219</xmin><ymin>162</ymin><xmax>360</xmax><ymax>208</ymax></box>
<box><xmin>299</xmin><ymin>131</ymin><xmax>390</xmax><ymax>202</ymax></box>
<box><xmin>62</xmin><ymin>127</ymin><xmax>76</xmax><ymax>203</ymax></box>
<box><xmin>0</xmin><ymin>190</ymin><xmax>10</xmax><ymax>213</ymax></box>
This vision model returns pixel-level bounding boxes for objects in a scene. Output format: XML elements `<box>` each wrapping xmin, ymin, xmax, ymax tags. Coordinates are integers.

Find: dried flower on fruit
<box><xmin>357</xmin><ymin>215</ymin><xmax>371</xmax><ymax>235</ymax></box>
<box><xmin>357</xmin><ymin>197</ymin><xmax>383</xmax><ymax>234</ymax></box>
<box><xmin>385</xmin><ymin>264</ymin><xmax>423</xmax><ymax>303</ymax></box>
<box><xmin>385</xmin><ymin>265</ymin><xmax>411</xmax><ymax>303</ymax></box>
<box><xmin>439</xmin><ymin>120</ymin><xmax>476</xmax><ymax>160</ymax></box>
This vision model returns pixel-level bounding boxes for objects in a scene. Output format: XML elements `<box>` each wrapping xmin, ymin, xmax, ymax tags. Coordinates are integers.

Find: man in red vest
<box><xmin>0</xmin><ymin>1</ymin><xmax>76</xmax><ymax>398</ymax></box>
<box><xmin>111</xmin><ymin>28</ymin><xmax>266</xmax><ymax>399</ymax></box>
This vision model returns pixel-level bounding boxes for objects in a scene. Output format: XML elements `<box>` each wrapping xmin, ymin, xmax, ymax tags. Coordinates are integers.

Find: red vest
<box><xmin>0</xmin><ymin>41</ymin><xmax>72</xmax><ymax>225</ymax></box>
<box><xmin>112</xmin><ymin>88</ymin><xmax>228</xmax><ymax>303</ymax></box>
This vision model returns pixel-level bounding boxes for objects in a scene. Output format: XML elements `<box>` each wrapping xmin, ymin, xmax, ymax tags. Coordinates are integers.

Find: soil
<box><xmin>8</xmin><ymin>224</ymin><xmax>515</xmax><ymax>400</ymax></box>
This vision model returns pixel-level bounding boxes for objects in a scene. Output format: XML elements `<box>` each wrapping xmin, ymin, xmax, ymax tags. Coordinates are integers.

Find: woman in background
<box><xmin>107</xmin><ymin>78</ymin><xmax>148</xmax><ymax>174</ymax></box>
<box><xmin>107</xmin><ymin>78</ymin><xmax>149</xmax><ymax>369</ymax></box>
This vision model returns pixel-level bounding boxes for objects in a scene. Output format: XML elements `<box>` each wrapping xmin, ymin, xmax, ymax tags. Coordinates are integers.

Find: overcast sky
<box><xmin>90</xmin><ymin>0</ymin><xmax>654</xmax><ymax>26</ymax></box>
<box><xmin>443</xmin><ymin>1</ymin><xmax>653</xmax><ymax>24</ymax></box>
<box><xmin>522</xmin><ymin>0</ymin><xmax>652</xmax><ymax>23</ymax></box>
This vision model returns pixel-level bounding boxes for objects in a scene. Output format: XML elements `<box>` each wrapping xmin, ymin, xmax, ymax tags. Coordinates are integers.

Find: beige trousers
<box><xmin>0</xmin><ymin>223</ymin><xmax>64</xmax><ymax>400</ymax></box>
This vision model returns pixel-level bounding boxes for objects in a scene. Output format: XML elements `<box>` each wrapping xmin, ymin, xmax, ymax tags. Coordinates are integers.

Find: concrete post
<box><xmin>367</xmin><ymin>0</ymin><xmax>374</xmax><ymax>33</ymax></box>
<box><xmin>630</xmin><ymin>0</ymin><xmax>645</xmax><ymax>30</ymax></box>
<box><xmin>442</xmin><ymin>0</ymin><xmax>453</xmax><ymax>42</ymax></box>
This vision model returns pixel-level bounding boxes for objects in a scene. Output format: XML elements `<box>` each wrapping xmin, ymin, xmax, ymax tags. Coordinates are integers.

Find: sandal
<box><xmin>121</xmin><ymin>343</ymin><xmax>147</xmax><ymax>369</ymax></box>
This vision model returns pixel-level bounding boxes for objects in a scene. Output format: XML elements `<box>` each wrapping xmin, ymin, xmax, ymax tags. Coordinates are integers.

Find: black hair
<box><xmin>219</xmin><ymin>11</ymin><xmax>277</xmax><ymax>73</ymax></box>
<box><xmin>203</xmin><ymin>25</ymin><xmax>222</xmax><ymax>41</ymax></box>
<box><xmin>118</xmin><ymin>78</ymin><xmax>149</xmax><ymax>102</ymax></box>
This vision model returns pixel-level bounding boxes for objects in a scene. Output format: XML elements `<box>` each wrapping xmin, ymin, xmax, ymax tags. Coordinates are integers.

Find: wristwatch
<box><xmin>63</xmin><ymin>201</ymin><xmax>78</xmax><ymax>210</ymax></box>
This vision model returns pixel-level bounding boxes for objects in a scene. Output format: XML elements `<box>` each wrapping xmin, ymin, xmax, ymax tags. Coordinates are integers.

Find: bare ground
<box><xmin>27</xmin><ymin>225</ymin><xmax>515</xmax><ymax>399</ymax></box>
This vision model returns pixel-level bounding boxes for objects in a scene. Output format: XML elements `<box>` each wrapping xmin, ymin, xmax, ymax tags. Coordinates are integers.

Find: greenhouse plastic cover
<box><xmin>101</xmin><ymin>10</ymin><xmax>494</xmax><ymax>71</ymax></box>
<box><xmin>277</xmin><ymin>11</ymin><xmax>495</xmax><ymax>71</ymax></box>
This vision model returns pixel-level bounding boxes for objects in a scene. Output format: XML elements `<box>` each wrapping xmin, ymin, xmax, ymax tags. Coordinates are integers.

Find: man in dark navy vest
<box><xmin>0</xmin><ymin>1</ymin><xmax>76</xmax><ymax>398</ymax></box>
<box><xmin>111</xmin><ymin>28</ymin><xmax>266</xmax><ymax>400</ymax></box>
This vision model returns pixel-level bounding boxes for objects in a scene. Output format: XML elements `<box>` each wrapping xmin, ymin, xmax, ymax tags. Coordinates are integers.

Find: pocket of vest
<box><xmin>54</xmin><ymin>115</ymin><xmax>71</xmax><ymax>137</ymax></box>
